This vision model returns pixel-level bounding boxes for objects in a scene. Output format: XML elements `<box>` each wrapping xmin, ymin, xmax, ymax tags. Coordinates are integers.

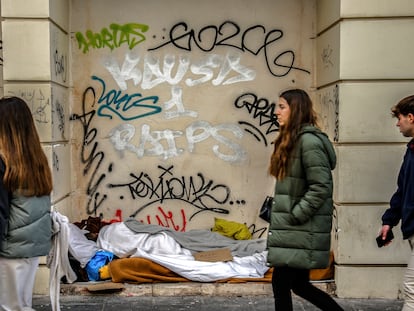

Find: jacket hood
<box><xmin>300</xmin><ymin>125</ymin><xmax>336</xmax><ymax>170</ymax></box>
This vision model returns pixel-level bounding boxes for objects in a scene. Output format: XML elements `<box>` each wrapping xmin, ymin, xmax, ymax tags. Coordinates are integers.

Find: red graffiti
<box><xmin>109</xmin><ymin>209</ymin><xmax>123</xmax><ymax>223</ymax></box>
<box><xmin>144</xmin><ymin>206</ymin><xmax>187</xmax><ymax>232</ymax></box>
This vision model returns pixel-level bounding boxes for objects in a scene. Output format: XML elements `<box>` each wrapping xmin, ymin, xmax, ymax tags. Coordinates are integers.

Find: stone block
<box><xmin>50</xmin><ymin>24</ymin><xmax>69</xmax><ymax>86</ymax></box>
<box><xmin>4</xmin><ymin>83</ymin><xmax>69</xmax><ymax>142</ymax></box>
<box><xmin>316</xmin><ymin>24</ymin><xmax>340</xmax><ymax>87</ymax></box>
<box><xmin>2</xmin><ymin>20</ymin><xmax>50</xmax><ymax>81</ymax></box>
<box><xmin>1</xmin><ymin>0</ymin><xmax>49</xmax><ymax>18</ymax></box>
<box><xmin>333</xmin><ymin>204</ymin><xmax>410</xmax><ymax>265</ymax></box>
<box><xmin>317</xmin><ymin>83</ymin><xmax>414</xmax><ymax>143</ymax></box>
<box><xmin>44</xmin><ymin>144</ymin><xmax>71</xmax><ymax>202</ymax></box>
<box><xmin>317</xmin><ymin>20</ymin><xmax>414</xmax><ymax>86</ymax></box>
<box><xmin>2</xmin><ymin>0</ymin><xmax>70</xmax><ymax>31</ymax></box>
<box><xmin>340</xmin><ymin>19</ymin><xmax>414</xmax><ymax>80</ymax></box>
<box><xmin>337</xmin><ymin>82</ymin><xmax>414</xmax><ymax>143</ymax></box>
<box><xmin>335</xmin><ymin>265</ymin><xmax>405</xmax><ymax>299</ymax></box>
<box><xmin>341</xmin><ymin>0</ymin><xmax>414</xmax><ymax>17</ymax></box>
<box><xmin>334</xmin><ymin>144</ymin><xmax>406</xmax><ymax>203</ymax></box>
<box><xmin>2</xmin><ymin>22</ymin><xmax>68</xmax><ymax>85</ymax></box>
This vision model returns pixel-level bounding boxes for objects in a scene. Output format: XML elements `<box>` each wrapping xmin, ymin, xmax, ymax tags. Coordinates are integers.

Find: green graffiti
<box><xmin>75</xmin><ymin>23</ymin><xmax>149</xmax><ymax>53</ymax></box>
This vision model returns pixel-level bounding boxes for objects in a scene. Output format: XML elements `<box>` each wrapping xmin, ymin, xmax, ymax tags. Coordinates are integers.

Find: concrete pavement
<box><xmin>31</xmin><ymin>281</ymin><xmax>404</xmax><ymax>310</ymax></box>
<box><xmin>33</xmin><ymin>295</ymin><xmax>403</xmax><ymax>311</ymax></box>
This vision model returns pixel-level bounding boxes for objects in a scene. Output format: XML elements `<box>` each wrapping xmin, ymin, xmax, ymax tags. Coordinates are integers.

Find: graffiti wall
<box><xmin>70</xmin><ymin>0</ymin><xmax>315</xmax><ymax>236</ymax></box>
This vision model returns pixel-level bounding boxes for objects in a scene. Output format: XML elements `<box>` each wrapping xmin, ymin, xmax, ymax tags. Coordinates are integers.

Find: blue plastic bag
<box><xmin>85</xmin><ymin>250</ymin><xmax>114</xmax><ymax>281</ymax></box>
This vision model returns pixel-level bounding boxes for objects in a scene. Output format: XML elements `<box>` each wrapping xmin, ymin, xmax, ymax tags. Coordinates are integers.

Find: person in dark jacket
<box><xmin>0</xmin><ymin>97</ymin><xmax>53</xmax><ymax>311</ymax></box>
<box><xmin>267</xmin><ymin>89</ymin><xmax>343</xmax><ymax>311</ymax></box>
<box><xmin>380</xmin><ymin>94</ymin><xmax>414</xmax><ymax>311</ymax></box>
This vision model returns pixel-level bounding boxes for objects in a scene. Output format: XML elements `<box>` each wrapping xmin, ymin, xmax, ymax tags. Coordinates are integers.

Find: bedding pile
<box><xmin>66</xmin><ymin>217</ymin><xmax>270</xmax><ymax>283</ymax></box>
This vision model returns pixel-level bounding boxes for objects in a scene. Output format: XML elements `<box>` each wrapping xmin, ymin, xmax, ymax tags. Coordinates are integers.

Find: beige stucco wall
<box><xmin>69</xmin><ymin>0</ymin><xmax>316</xmax><ymax>233</ymax></box>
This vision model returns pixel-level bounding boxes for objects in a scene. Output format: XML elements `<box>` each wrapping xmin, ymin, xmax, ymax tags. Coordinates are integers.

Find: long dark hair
<box><xmin>0</xmin><ymin>96</ymin><xmax>52</xmax><ymax>196</ymax></box>
<box><xmin>269</xmin><ymin>89</ymin><xmax>318</xmax><ymax>180</ymax></box>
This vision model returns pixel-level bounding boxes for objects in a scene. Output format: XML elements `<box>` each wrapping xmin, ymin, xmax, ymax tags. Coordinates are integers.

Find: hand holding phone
<box><xmin>376</xmin><ymin>229</ymin><xmax>394</xmax><ymax>248</ymax></box>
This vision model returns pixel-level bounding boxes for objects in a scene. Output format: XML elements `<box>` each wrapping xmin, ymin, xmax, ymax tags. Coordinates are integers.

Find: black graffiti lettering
<box><xmin>109</xmin><ymin>165</ymin><xmax>231</xmax><ymax>220</ymax></box>
<box><xmin>70</xmin><ymin>86</ymin><xmax>110</xmax><ymax>215</ymax></box>
<box><xmin>270</xmin><ymin>50</ymin><xmax>309</xmax><ymax>76</ymax></box>
<box><xmin>235</xmin><ymin>92</ymin><xmax>279</xmax><ymax>146</ymax></box>
<box><xmin>241</xmin><ymin>25</ymin><xmax>266</xmax><ymax>55</ymax></box>
<box><xmin>196</xmin><ymin>25</ymin><xmax>219</xmax><ymax>52</ymax></box>
<box><xmin>149</xmin><ymin>21</ymin><xmax>310</xmax><ymax>77</ymax></box>
<box><xmin>215</xmin><ymin>21</ymin><xmax>241</xmax><ymax>50</ymax></box>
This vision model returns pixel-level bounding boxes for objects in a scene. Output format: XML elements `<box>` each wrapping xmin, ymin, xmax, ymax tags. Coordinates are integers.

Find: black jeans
<box><xmin>272</xmin><ymin>266</ymin><xmax>344</xmax><ymax>311</ymax></box>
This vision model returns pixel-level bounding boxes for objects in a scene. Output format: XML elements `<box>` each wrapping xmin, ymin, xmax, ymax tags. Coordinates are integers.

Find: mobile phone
<box><xmin>376</xmin><ymin>230</ymin><xmax>394</xmax><ymax>248</ymax></box>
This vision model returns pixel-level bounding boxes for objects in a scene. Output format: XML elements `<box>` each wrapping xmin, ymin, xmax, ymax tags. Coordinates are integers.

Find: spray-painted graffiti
<box><xmin>318</xmin><ymin>85</ymin><xmax>339</xmax><ymax>142</ymax></box>
<box><xmin>75</xmin><ymin>23</ymin><xmax>149</xmax><ymax>53</ymax></box>
<box><xmin>321</xmin><ymin>44</ymin><xmax>334</xmax><ymax>68</ymax></box>
<box><xmin>70</xmin><ymin>84</ymin><xmax>245</xmax><ymax>216</ymax></box>
<box><xmin>0</xmin><ymin>40</ymin><xmax>3</xmax><ymax>66</ymax></box>
<box><xmin>70</xmin><ymin>86</ymin><xmax>111</xmax><ymax>215</ymax></box>
<box><xmin>92</xmin><ymin>75</ymin><xmax>161</xmax><ymax>121</ymax></box>
<box><xmin>109</xmin><ymin>206</ymin><xmax>187</xmax><ymax>231</ymax></box>
<box><xmin>164</xmin><ymin>85</ymin><xmax>197</xmax><ymax>119</ymax></box>
<box><xmin>104</xmin><ymin>52</ymin><xmax>256</xmax><ymax>91</ymax></box>
<box><xmin>54</xmin><ymin>49</ymin><xmax>68</xmax><ymax>83</ymax></box>
<box><xmin>53</xmin><ymin>98</ymin><xmax>67</xmax><ymax>140</ymax></box>
<box><xmin>248</xmin><ymin>224</ymin><xmax>267</xmax><ymax>239</ymax></box>
<box><xmin>52</xmin><ymin>150</ymin><xmax>59</xmax><ymax>172</ymax></box>
<box><xmin>145</xmin><ymin>206</ymin><xmax>187</xmax><ymax>232</ymax></box>
<box><xmin>149</xmin><ymin>21</ymin><xmax>310</xmax><ymax>77</ymax></box>
<box><xmin>234</xmin><ymin>93</ymin><xmax>279</xmax><ymax>146</ymax></box>
<box><xmin>108</xmin><ymin>121</ymin><xmax>247</xmax><ymax>163</ymax></box>
<box><xmin>109</xmin><ymin>165</ymin><xmax>232</xmax><ymax>221</ymax></box>
<box><xmin>7</xmin><ymin>88</ymin><xmax>50</xmax><ymax>124</ymax></box>
<box><xmin>8</xmin><ymin>88</ymin><xmax>67</xmax><ymax>140</ymax></box>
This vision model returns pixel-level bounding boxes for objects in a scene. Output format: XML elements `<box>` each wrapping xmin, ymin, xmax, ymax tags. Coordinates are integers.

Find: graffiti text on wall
<box><xmin>234</xmin><ymin>93</ymin><xmax>279</xmax><ymax>146</ymax></box>
<box><xmin>108</xmin><ymin>121</ymin><xmax>247</xmax><ymax>163</ymax></box>
<box><xmin>70</xmin><ymin>86</ymin><xmax>111</xmax><ymax>215</ymax></box>
<box><xmin>104</xmin><ymin>52</ymin><xmax>256</xmax><ymax>91</ymax></box>
<box><xmin>149</xmin><ymin>21</ymin><xmax>310</xmax><ymax>77</ymax></box>
<box><xmin>0</xmin><ymin>40</ymin><xmax>3</xmax><ymax>66</ymax></box>
<box><xmin>54</xmin><ymin>49</ymin><xmax>67</xmax><ymax>83</ymax></box>
<box><xmin>109</xmin><ymin>164</ymin><xmax>231</xmax><ymax>221</ymax></box>
<box><xmin>75</xmin><ymin>23</ymin><xmax>149</xmax><ymax>53</ymax></box>
<box><xmin>93</xmin><ymin>75</ymin><xmax>161</xmax><ymax>121</ymax></box>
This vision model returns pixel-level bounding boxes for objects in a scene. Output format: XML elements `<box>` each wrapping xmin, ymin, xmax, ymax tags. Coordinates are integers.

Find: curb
<box><xmin>60</xmin><ymin>281</ymin><xmax>335</xmax><ymax>297</ymax></box>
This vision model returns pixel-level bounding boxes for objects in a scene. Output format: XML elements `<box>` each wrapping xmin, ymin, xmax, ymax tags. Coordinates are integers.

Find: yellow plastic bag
<box><xmin>212</xmin><ymin>218</ymin><xmax>252</xmax><ymax>240</ymax></box>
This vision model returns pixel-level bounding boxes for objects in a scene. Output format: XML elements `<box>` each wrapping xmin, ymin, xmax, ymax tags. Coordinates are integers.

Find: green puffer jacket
<box><xmin>266</xmin><ymin>125</ymin><xmax>336</xmax><ymax>269</ymax></box>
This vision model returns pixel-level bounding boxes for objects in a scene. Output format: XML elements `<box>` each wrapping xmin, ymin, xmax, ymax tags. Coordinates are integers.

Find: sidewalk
<box><xmin>32</xmin><ymin>281</ymin><xmax>404</xmax><ymax>311</ymax></box>
<box><xmin>33</xmin><ymin>294</ymin><xmax>403</xmax><ymax>311</ymax></box>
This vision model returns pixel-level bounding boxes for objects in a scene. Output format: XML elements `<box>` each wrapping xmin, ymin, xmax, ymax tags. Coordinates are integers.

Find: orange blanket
<box><xmin>107</xmin><ymin>257</ymin><xmax>332</xmax><ymax>284</ymax></box>
<box><xmin>108</xmin><ymin>257</ymin><xmax>272</xmax><ymax>284</ymax></box>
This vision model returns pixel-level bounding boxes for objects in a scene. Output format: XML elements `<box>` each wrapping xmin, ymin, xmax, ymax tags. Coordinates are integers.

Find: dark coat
<box><xmin>382</xmin><ymin>139</ymin><xmax>414</xmax><ymax>239</ymax></box>
<box><xmin>266</xmin><ymin>125</ymin><xmax>336</xmax><ymax>269</ymax></box>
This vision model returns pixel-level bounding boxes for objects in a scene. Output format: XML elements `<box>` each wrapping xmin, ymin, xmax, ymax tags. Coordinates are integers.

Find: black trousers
<box><xmin>272</xmin><ymin>266</ymin><xmax>344</xmax><ymax>311</ymax></box>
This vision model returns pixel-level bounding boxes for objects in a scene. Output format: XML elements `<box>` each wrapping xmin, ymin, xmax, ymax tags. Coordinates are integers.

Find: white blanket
<box><xmin>97</xmin><ymin>222</ymin><xmax>269</xmax><ymax>282</ymax></box>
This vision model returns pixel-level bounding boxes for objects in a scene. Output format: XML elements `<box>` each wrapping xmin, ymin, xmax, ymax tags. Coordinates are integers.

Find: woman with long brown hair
<box><xmin>267</xmin><ymin>89</ymin><xmax>343</xmax><ymax>310</ymax></box>
<box><xmin>0</xmin><ymin>96</ymin><xmax>53</xmax><ymax>311</ymax></box>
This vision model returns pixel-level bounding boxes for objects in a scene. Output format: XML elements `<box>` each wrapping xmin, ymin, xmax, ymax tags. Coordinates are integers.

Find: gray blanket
<box><xmin>124</xmin><ymin>219</ymin><xmax>267</xmax><ymax>257</ymax></box>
